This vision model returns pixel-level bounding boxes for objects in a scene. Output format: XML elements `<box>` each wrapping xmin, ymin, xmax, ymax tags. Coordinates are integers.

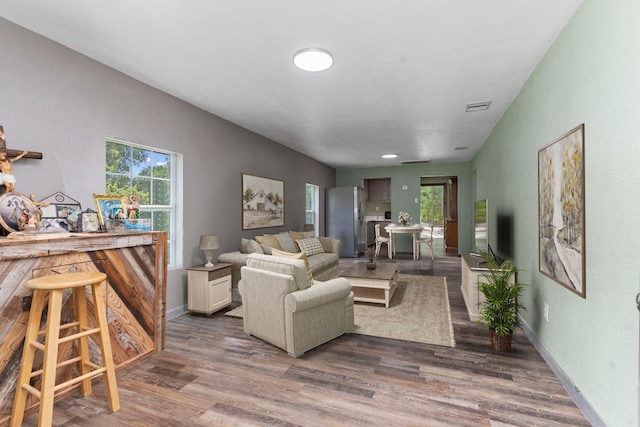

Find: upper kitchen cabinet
<box><xmin>366</xmin><ymin>178</ymin><xmax>391</xmax><ymax>202</ymax></box>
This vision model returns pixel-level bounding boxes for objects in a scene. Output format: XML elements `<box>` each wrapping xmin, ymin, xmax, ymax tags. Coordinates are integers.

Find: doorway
<box><xmin>420</xmin><ymin>185</ymin><xmax>445</xmax><ymax>255</ymax></box>
<box><xmin>420</xmin><ymin>176</ymin><xmax>458</xmax><ymax>254</ymax></box>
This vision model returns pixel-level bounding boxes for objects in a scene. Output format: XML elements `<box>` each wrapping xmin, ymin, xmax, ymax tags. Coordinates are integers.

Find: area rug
<box><xmin>225</xmin><ymin>274</ymin><xmax>455</xmax><ymax>348</ymax></box>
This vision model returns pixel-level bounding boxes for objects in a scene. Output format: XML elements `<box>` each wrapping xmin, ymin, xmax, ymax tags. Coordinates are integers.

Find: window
<box><xmin>105</xmin><ymin>139</ymin><xmax>182</xmax><ymax>267</ymax></box>
<box><xmin>305</xmin><ymin>183</ymin><xmax>319</xmax><ymax>234</ymax></box>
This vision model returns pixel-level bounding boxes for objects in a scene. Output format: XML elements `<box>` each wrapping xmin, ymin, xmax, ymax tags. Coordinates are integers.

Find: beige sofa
<box><xmin>239</xmin><ymin>253</ymin><xmax>354</xmax><ymax>357</ymax></box>
<box><xmin>218</xmin><ymin>231</ymin><xmax>341</xmax><ymax>302</ymax></box>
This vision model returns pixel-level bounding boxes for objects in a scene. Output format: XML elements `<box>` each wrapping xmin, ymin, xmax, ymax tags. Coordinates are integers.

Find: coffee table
<box><xmin>340</xmin><ymin>263</ymin><xmax>399</xmax><ymax>308</ymax></box>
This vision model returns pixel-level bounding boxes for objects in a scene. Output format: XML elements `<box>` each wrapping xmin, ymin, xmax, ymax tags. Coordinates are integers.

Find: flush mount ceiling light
<box><xmin>381</xmin><ymin>153</ymin><xmax>398</xmax><ymax>159</ymax></box>
<box><xmin>293</xmin><ymin>48</ymin><xmax>334</xmax><ymax>72</ymax></box>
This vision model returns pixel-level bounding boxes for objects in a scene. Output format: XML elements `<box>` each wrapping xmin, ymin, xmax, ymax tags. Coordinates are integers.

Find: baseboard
<box><xmin>166</xmin><ymin>304</ymin><xmax>188</xmax><ymax>321</ymax></box>
<box><xmin>519</xmin><ymin>316</ymin><xmax>606</xmax><ymax>427</ymax></box>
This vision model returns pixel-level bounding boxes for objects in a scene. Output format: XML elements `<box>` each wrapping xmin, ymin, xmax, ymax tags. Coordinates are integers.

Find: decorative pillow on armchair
<box><xmin>271</xmin><ymin>248</ymin><xmax>313</xmax><ymax>286</ymax></box>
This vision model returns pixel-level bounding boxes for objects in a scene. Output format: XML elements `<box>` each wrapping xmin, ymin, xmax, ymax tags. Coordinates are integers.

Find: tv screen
<box><xmin>496</xmin><ymin>213</ymin><xmax>513</xmax><ymax>259</ymax></box>
<box><xmin>474</xmin><ymin>199</ymin><xmax>488</xmax><ymax>253</ymax></box>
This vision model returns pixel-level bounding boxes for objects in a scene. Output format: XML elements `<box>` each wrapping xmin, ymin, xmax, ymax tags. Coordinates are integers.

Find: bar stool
<box><xmin>11</xmin><ymin>272</ymin><xmax>120</xmax><ymax>427</ymax></box>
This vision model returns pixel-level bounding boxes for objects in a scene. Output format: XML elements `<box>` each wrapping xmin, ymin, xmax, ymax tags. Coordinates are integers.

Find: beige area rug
<box><xmin>225</xmin><ymin>274</ymin><xmax>455</xmax><ymax>348</ymax></box>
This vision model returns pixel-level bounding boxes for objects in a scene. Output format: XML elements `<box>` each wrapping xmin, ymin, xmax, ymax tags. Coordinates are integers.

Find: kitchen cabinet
<box><xmin>366</xmin><ymin>178</ymin><xmax>391</xmax><ymax>202</ymax></box>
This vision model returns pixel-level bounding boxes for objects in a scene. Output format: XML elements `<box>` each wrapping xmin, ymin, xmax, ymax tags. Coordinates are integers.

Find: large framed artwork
<box><xmin>538</xmin><ymin>124</ymin><xmax>586</xmax><ymax>298</ymax></box>
<box><xmin>242</xmin><ymin>174</ymin><xmax>284</xmax><ymax>230</ymax></box>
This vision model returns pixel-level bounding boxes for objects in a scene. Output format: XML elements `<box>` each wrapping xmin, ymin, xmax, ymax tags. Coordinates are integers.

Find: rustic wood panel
<box><xmin>0</xmin><ymin>232</ymin><xmax>166</xmax><ymax>426</ymax></box>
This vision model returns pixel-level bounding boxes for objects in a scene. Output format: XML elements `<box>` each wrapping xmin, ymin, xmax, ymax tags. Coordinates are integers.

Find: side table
<box><xmin>187</xmin><ymin>263</ymin><xmax>232</xmax><ymax>315</ymax></box>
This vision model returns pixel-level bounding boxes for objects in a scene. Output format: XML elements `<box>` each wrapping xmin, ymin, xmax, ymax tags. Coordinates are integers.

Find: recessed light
<box><xmin>381</xmin><ymin>153</ymin><xmax>398</xmax><ymax>159</ymax></box>
<box><xmin>293</xmin><ymin>48</ymin><xmax>334</xmax><ymax>72</ymax></box>
<box><xmin>465</xmin><ymin>101</ymin><xmax>492</xmax><ymax>112</ymax></box>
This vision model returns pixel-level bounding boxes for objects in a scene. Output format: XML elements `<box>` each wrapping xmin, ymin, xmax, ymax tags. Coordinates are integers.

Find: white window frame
<box><xmin>305</xmin><ymin>183</ymin><xmax>320</xmax><ymax>235</ymax></box>
<box><xmin>105</xmin><ymin>138</ymin><xmax>183</xmax><ymax>269</ymax></box>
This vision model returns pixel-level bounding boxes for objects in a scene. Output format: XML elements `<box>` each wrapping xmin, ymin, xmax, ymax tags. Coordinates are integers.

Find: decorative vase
<box><xmin>366</xmin><ymin>258</ymin><xmax>376</xmax><ymax>270</ymax></box>
<box><xmin>399</xmin><ymin>220</ymin><xmax>407</xmax><ymax>226</ymax></box>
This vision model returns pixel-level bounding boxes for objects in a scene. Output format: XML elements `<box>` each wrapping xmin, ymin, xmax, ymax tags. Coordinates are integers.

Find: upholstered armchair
<box><xmin>239</xmin><ymin>253</ymin><xmax>354</xmax><ymax>357</ymax></box>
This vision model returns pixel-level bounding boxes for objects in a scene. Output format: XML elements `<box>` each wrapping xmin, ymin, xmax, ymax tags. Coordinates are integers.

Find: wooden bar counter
<box><xmin>0</xmin><ymin>231</ymin><xmax>167</xmax><ymax>426</ymax></box>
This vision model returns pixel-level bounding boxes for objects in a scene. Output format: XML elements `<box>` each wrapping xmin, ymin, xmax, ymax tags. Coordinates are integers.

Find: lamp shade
<box><xmin>199</xmin><ymin>234</ymin><xmax>219</xmax><ymax>250</ymax></box>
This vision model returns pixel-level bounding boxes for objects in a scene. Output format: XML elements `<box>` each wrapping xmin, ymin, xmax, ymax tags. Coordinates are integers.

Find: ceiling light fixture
<box><xmin>381</xmin><ymin>153</ymin><xmax>398</xmax><ymax>159</ymax></box>
<box><xmin>293</xmin><ymin>48</ymin><xmax>334</xmax><ymax>72</ymax></box>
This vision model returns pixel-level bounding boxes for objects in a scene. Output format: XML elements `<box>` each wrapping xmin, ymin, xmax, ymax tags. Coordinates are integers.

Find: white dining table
<box><xmin>384</xmin><ymin>224</ymin><xmax>424</xmax><ymax>260</ymax></box>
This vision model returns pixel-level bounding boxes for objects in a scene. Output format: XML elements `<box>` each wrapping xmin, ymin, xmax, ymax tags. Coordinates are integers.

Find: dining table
<box><xmin>384</xmin><ymin>224</ymin><xmax>424</xmax><ymax>260</ymax></box>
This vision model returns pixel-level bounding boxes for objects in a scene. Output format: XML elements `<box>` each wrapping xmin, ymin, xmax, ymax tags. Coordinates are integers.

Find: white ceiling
<box><xmin>0</xmin><ymin>1</ymin><xmax>583</xmax><ymax>168</ymax></box>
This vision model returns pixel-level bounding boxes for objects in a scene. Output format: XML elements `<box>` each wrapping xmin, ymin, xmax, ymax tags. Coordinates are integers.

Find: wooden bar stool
<box><xmin>11</xmin><ymin>272</ymin><xmax>120</xmax><ymax>427</ymax></box>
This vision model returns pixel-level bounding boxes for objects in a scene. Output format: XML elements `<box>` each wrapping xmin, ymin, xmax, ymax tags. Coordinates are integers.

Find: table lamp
<box><xmin>199</xmin><ymin>234</ymin><xmax>219</xmax><ymax>267</ymax></box>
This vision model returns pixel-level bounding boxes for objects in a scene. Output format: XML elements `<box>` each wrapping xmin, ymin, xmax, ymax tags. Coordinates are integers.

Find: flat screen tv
<box><xmin>474</xmin><ymin>199</ymin><xmax>488</xmax><ymax>253</ymax></box>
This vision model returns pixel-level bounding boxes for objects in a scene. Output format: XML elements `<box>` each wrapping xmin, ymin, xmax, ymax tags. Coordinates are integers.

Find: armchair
<box><xmin>239</xmin><ymin>253</ymin><xmax>354</xmax><ymax>357</ymax></box>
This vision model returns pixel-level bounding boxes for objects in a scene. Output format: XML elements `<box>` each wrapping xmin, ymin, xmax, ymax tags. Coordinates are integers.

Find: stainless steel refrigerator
<box><xmin>326</xmin><ymin>186</ymin><xmax>366</xmax><ymax>258</ymax></box>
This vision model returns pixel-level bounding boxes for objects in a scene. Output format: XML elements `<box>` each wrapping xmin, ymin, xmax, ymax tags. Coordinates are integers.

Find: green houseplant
<box><xmin>477</xmin><ymin>252</ymin><xmax>526</xmax><ymax>352</ymax></box>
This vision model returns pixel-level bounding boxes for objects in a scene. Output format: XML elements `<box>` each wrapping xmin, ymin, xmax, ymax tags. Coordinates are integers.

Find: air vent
<box><xmin>465</xmin><ymin>101</ymin><xmax>492</xmax><ymax>112</ymax></box>
<box><xmin>401</xmin><ymin>159</ymin><xmax>431</xmax><ymax>165</ymax></box>
<box><xmin>454</xmin><ymin>146</ymin><xmax>470</xmax><ymax>151</ymax></box>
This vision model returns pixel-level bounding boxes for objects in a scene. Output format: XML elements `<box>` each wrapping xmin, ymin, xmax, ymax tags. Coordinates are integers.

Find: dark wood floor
<box><xmin>19</xmin><ymin>252</ymin><xmax>591</xmax><ymax>426</ymax></box>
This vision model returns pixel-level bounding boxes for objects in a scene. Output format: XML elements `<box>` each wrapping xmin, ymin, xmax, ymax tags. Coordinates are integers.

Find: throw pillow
<box><xmin>275</xmin><ymin>232</ymin><xmax>298</xmax><ymax>253</ymax></box>
<box><xmin>302</xmin><ymin>231</ymin><xmax>315</xmax><ymax>239</ymax></box>
<box><xmin>271</xmin><ymin>248</ymin><xmax>313</xmax><ymax>286</ymax></box>
<box><xmin>296</xmin><ymin>237</ymin><xmax>325</xmax><ymax>256</ymax></box>
<box><xmin>240</xmin><ymin>238</ymin><xmax>264</xmax><ymax>254</ymax></box>
<box><xmin>318</xmin><ymin>236</ymin><xmax>334</xmax><ymax>253</ymax></box>
<box><xmin>255</xmin><ymin>235</ymin><xmax>283</xmax><ymax>253</ymax></box>
<box><xmin>288</xmin><ymin>231</ymin><xmax>304</xmax><ymax>242</ymax></box>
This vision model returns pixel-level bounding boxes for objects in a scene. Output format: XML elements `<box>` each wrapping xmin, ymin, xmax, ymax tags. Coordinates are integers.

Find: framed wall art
<box><xmin>538</xmin><ymin>124</ymin><xmax>586</xmax><ymax>297</ymax></box>
<box><xmin>242</xmin><ymin>174</ymin><xmax>284</xmax><ymax>230</ymax></box>
<box><xmin>93</xmin><ymin>194</ymin><xmax>127</xmax><ymax>230</ymax></box>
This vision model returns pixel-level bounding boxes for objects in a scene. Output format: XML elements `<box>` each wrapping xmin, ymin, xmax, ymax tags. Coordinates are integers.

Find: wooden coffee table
<box><xmin>340</xmin><ymin>263</ymin><xmax>399</xmax><ymax>308</ymax></box>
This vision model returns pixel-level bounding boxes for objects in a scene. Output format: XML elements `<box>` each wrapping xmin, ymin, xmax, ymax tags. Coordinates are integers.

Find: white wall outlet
<box><xmin>543</xmin><ymin>303</ymin><xmax>549</xmax><ymax>322</ymax></box>
<box><xmin>376</xmin><ymin>206</ymin><xmax>379</xmax><ymax>211</ymax></box>
<box><xmin>402</xmin><ymin>185</ymin><xmax>408</xmax><ymax>191</ymax></box>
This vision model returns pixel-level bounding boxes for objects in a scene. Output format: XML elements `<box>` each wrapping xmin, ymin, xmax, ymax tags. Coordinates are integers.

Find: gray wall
<box><xmin>473</xmin><ymin>0</ymin><xmax>640</xmax><ymax>425</ymax></box>
<box><xmin>0</xmin><ymin>18</ymin><xmax>335</xmax><ymax>315</ymax></box>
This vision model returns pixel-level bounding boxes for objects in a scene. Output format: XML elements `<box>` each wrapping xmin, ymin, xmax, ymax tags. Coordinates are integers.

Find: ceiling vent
<box><xmin>401</xmin><ymin>159</ymin><xmax>431</xmax><ymax>165</ymax></box>
<box><xmin>454</xmin><ymin>146</ymin><xmax>470</xmax><ymax>151</ymax></box>
<box><xmin>465</xmin><ymin>101</ymin><xmax>492</xmax><ymax>112</ymax></box>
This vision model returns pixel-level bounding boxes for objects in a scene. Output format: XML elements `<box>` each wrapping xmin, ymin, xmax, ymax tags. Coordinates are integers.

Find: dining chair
<box><xmin>414</xmin><ymin>225</ymin><xmax>434</xmax><ymax>260</ymax></box>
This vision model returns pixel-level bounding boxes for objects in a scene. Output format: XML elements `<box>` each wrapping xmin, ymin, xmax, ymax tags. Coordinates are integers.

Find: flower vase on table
<box><xmin>398</xmin><ymin>211</ymin><xmax>411</xmax><ymax>227</ymax></box>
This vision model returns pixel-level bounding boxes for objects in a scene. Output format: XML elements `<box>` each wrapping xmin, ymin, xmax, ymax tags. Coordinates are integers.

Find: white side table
<box><xmin>187</xmin><ymin>263</ymin><xmax>232</xmax><ymax>315</ymax></box>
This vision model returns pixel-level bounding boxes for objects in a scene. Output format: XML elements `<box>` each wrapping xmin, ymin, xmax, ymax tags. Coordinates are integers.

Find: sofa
<box><xmin>218</xmin><ymin>231</ymin><xmax>341</xmax><ymax>302</ymax></box>
<box><xmin>239</xmin><ymin>253</ymin><xmax>354</xmax><ymax>357</ymax></box>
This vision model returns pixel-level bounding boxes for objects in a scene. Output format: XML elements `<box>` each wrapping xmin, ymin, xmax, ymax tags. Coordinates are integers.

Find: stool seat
<box><xmin>27</xmin><ymin>271</ymin><xmax>107</xmax><ymax>290</ymax></box>
<box><xmin>11</xmin><ymin>271</ymin><xmax>119</xmax><ymax>427</ymax></box>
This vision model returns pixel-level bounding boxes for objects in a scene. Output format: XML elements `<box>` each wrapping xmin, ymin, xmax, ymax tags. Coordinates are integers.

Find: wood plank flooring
<box><xmin>17</xmin><ymin>254</ymin><xmax>591</xmax><ymax>426</ymax></box>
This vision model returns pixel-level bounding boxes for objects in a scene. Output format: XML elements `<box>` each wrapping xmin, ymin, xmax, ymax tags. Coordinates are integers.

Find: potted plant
<box><xmin>477</xmin><ymin>252</ymin><xmax>526</xmax><ymax>352</ymax></box>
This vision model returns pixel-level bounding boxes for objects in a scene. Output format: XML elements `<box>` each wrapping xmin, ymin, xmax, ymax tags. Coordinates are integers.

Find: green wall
<box><xmin>473</xmin><ymin>0</ymin><xmax>640</xmax><ymax>425</ymax></box>
<box><xmin>336</xmin><ymin>162</ymin><xmax>472</xmax><ymax>253</ymax></box>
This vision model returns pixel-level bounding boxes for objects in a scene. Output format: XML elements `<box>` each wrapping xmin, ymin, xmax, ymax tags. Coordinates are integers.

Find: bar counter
<box><xmin>0</xmin><ymin>231</ymin><xmax>168</xmax><ymax>425</ymax></box>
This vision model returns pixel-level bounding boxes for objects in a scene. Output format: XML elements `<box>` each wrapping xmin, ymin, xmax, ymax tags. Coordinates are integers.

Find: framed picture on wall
<box><xmin>538</xmin><ymin>124</ymin><xmax>586</xmax><ymax>298</ymax></box>
<box><xmin>242</xmin><ymin>174</ymin><xmax>284</xmax><ymax>230</ymax></box>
